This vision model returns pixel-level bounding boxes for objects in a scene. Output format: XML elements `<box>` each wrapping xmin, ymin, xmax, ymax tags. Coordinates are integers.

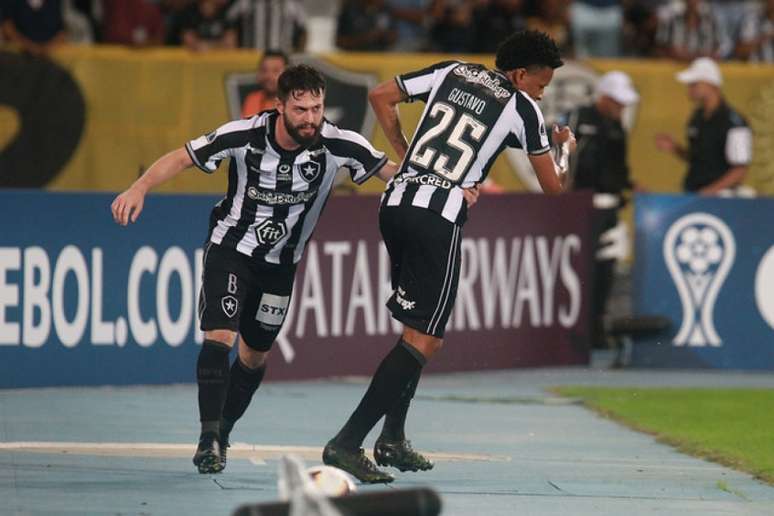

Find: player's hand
<box><xmin>553</xmin><ymin>125</ymin><xmax>576</xmax><ymax>153</ymax></box>
<box><xmin>654</xmin><ymin>133</ymin><xmax>677</xmax><ymax>153</ymax></box>
<box><xmin>463</xmin><ymin>184</ymin><xmax>481</xmax><ymax>208</ymax></box>
<box><xmin>111</xmin><ymin>186</ymin><xmax>146</xmax><ymax>226</ymax></box>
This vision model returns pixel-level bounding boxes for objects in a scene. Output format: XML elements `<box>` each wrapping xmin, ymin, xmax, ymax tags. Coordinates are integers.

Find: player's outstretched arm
<box><xmin>111</xmin><ymin>147</ymin><xmax>193</xmax><ymax>226</ymax></box>
<box><xmin>369</xmin><ymin>79</ymin><xmax>410</xmax><ymax>160</ymax></box>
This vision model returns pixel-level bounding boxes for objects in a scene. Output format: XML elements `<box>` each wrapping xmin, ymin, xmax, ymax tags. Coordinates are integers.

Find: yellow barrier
<box><xmin>1</xmin><ymin>46</ymin><xmax>772</xmax><ymax>194</ymax></box>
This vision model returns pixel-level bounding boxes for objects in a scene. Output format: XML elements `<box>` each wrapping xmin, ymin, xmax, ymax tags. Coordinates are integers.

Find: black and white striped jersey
<box><xmin>381</xmin><ymin>60</ymin><xmax>550</xmax><ymax>226</ymax></box>
<box><xmin>739</xmin><ymin>10</ymin><xmax>774</xmax><ymax>63</ymax></box>
<box><xmin>185</xmin><ymin>110</ymin><xmax>386</xmax><ymax>265</ymax></box>
<box><xmin>655</xmin><ymin>3</ymin><xmax>729</xmax><ymax>58</ymax></box>
<box><xmin>226</xmin><ymin>0</ymin><xmax>306</xmax><ymax>51</ymax></box>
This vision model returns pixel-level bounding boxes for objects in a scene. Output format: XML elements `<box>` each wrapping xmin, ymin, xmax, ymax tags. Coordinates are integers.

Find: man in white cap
<box><xmin>564</xmin><ymin>70</ymin><xmax>641</xmax><ymax>349</ymax></box>
<box><xmin>655</xmin><ymin>57</ymin><xmax>753</xmax><ymax>195</ymax></box>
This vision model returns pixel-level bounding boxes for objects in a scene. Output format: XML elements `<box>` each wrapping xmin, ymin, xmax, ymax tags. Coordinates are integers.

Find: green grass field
<box><xmin>554</xmin><ymin>387</ymin><xmax>774</xmax><ymax>485</ymax></box>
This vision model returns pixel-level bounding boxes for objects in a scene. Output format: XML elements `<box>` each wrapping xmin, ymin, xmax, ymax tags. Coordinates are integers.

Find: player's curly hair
<box><xmin>277</xmin><ymin>65</ymin><xmax>326</xmax><ymax>102</ymax></box>
<box><xmin>495</xmin><ymin>30</ymin><xmax>564</xmax><ymax>72</ymax></box>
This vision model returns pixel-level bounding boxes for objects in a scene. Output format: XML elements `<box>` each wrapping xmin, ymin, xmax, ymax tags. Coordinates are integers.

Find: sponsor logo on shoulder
<box><xmin>453</xmin><ymin>65</ymin><xmax>510</xmax><ymax>99</ymax></box>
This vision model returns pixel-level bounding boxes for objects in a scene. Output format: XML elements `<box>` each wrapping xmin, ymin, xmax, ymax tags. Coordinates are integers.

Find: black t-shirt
<box><xmin>566</xmin><ymin>104</ymin><xmax>632</xmax><ymax>196</ymax></box>
<box><xmin>684</xmin><ymin>101</ymin><xmax>752</xmax><ymax>192</ymax></box>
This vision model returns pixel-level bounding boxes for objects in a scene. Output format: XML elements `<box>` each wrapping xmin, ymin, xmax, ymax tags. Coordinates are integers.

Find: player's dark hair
<box><xmin>277</xmin><ymin>65</ymin><xmax>326</xmax><ymax>101</ymax></box>
<box><xmin>260</xmin><ymin>49</ymin><xmax>289</xmax><ymax>66</ymax></box>
<box><xmin>495</xmin><ymin>30</ymin><xmax>564</xmax><ymax>72</ymax></box>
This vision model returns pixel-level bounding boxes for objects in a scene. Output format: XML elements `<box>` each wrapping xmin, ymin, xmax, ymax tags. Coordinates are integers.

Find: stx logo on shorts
<box><xmin>298</xmin><ymin>161</ymin><xmax>321</xmax><ymax>183</ymax></box>
<box><xmin>255</xmin><ymin>293</ymin><xmax>290</xmax><ymax>327</ymax></box>
<box><xmin>255</xmin><ymin>220</ymin><xmax>288</xmax><ymax>245</ymax></box>
<box><xmin>221</xmin><ymin>295</ymin><xmax>238</xmax><ymax>318</ymax></box>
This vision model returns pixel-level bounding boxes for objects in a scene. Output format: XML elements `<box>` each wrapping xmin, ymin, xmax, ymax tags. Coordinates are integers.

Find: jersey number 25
<box><xmin>409</xmin><ymin>102</ymin><xmax>487</xmax><ymax>183</ymax></box>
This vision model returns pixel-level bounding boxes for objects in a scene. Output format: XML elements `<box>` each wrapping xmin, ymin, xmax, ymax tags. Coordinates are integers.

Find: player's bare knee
<box><xmin>238</xmin><ymin>338</ymin><xmax>268</xmax><ymax>369</ymax></box>
<box><xmin>204</xmin><ymin>329</ymin><xmax>237</xmax><ymax>348</ymax></box>
<box><xmin>416</xmin><ymin>338</ymin><xmax>443</xmax><ymax>358</ymax></box>
<box><xmin>402</xmin><ymin>328</ymin><xmax>443</xmax><ymax>359</ymax></box>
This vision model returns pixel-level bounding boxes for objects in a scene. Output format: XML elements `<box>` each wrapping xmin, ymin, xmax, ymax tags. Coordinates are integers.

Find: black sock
<box><xmin>379</xmin><ymin>370</ymin><xmax>421</xmax><ymax>442</ymax></box>
<box><xmin>333</xmin><ymin>339</ymin><xmax>425</xmax><ymax>450</ymax></box>
<box><xmin>197</xmin><ymin>339</ymin><xmax>231</xmax><ymax>437</ymax></box>
<box><xmin>221</xmin><ymin>358</ymin><xmax>266</xmax><ymax>436</ymax></box>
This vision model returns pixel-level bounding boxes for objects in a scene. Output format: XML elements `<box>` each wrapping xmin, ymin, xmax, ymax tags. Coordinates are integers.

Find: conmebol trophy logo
<box><xmin>664</xmin><ymin>213</ymin><xmax>735</xmax><ymax>346</ymax></box>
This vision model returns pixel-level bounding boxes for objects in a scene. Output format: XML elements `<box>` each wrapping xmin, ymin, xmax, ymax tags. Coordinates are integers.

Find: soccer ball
<box><xmin>306</xmin><ymin>465</ymin><xmax>358</xmax><ymax>497</ymax></box>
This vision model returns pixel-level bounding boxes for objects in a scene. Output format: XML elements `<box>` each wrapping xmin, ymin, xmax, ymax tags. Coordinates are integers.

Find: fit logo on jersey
<box><xmin>255</xmin><ymin>219</ymin><xmax>287</xmax><ymax>245</ymax></box>
<box><xmin>395</xmin><ymin>287</ymin><xmax>416</xmax><ymax>311</ymax></box>
<box><xmin>298</xmin><ymin>161</ymin><xmax>321</xmax><ymax>182</ymax></box>
<box><xmin>221</xmin><ymin>295</ymin><xmax>238</xmax><ymax>318</ymax></box>
<box><xmin>255</xmin><ymin>293</ymin><xmax>290</xmax><ymax>327</ymax></box>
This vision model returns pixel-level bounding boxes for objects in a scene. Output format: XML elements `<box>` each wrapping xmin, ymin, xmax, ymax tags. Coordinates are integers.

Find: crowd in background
<box><xmin>0</xmin><ymin>0</ymin><xmax>772</xmax><ymax>61</ymax></box>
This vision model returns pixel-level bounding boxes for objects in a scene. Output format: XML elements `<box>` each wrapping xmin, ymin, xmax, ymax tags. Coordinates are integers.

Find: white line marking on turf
<box><xmin>0</xmin><ymin>442</ymin><xmax>509</xmax><ymax>463</ymax></box>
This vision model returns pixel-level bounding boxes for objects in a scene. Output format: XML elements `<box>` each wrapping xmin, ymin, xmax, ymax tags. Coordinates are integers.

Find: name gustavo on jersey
<box><xmin>448</xmin><ymin>88</ymin><xmax>486</xmax><ymax>115</ymax></box>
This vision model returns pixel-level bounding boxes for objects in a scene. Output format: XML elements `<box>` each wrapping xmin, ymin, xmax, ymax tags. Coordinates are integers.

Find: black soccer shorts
<box><xmin>198</xmin><ymin>243</ymin><xmax>296</xmax><ymax>351</ymax></box>
<box><xmin>379</xmin><ymin>206</ymin><xmax>462</xmax><ymax>338</ymax></box>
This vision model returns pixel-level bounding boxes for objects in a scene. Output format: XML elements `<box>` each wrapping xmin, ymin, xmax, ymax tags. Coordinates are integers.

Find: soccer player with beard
<box><xmin>111</xmin><ymin>65</ymin><xmax>420</xmax><ymax>474</ymax></box>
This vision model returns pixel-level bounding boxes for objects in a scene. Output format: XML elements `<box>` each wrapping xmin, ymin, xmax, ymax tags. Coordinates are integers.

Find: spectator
<box><xmin>710</xmin><ymin>0</ymin><xmax>752</xmax><ymax>45</ymax></box>
<box><xmin>226</xmin><ymin>0</ymin><xmax>306</xmax><ymax>52</ymax></box>
<box><xmin>102</xmin><ymin>0</ymin><xmax>165</xmax><ymax>47</ymax></box>
<box><xmin>570</xmin><ymin>0</ymin><xmax>624</xmax><ymax>58</ymax></box>
<box><xmin>654</xmin><ymin>58</ymin><xmax>753</xmax><ymax>195</ymax></box>
<box><xmin>428</xmin><ymin>0</ymin><xmax>476</xmax><ymax>53</ymax></box>
<box><xmin>241</xmin><ymin>50</ymin><xmax>288</xmax><ymax>117</ymax></box>
<box><xmin>565</xmin><ymin>71</ymin><xmax>641</xmax><ymax>348</ymax></box>
<box><xmin>471</xmin><ymin>0</ymin><xmax>527</xmax><ymax>54</ymax></box>
<box><xmin>180</xmin><ymin>0</ymin><xmax>237</xmax><ymax>52</ymax></box>
<box><xmin>622</xmin><ymin>0</ymin><xmax>660</xmax><ymax>57</ymax></box>
<box><xmin>526</xmin><ymin>0</ymin><xmax>573</xmax><ymax>55</ymax></box>
<box><xmin>735</xmin><ymin>0</ymin><xmax>774</xmax><ymax>62</ymax></box>
<box><xmin>336</xmin><ymin>0</ymin><xmax>397</xmax><ymax>51</ymax></box>
<box><xmin>386</xmin><ymin>0</ymin><xmax>434</xmax><ymax>52</ymax></box>
<box><xmin>655</xmin><ymin>0</ymin><xmax>728</xmax><ymax>61</ymax></box>
<box><xmin>62</xmin><ymin>0</ymin><xmax>94</xmax><ymax>43</ymax></box>
<box><xmin>160</xmin><ymin>0</ymin><xmax>194</xmax><ymax>46</ymax></box>
<box><xmin>1</xmin><ymin>0</ymin><xmax>67</xmax><ymax>56</ymax></box>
